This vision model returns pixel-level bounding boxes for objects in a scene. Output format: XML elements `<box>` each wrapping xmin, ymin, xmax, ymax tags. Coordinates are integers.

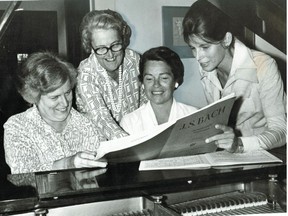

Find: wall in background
<box><xmin>92</xmin><ymin>0</ymin><xmax>287</xmax><ymax>108</ymax></box>
<box><xmin>0</xmin><ymin>0</ymin><xmax>285</xmax><ymax>108</ymax></box>
<box><xmin>93</xmin><ymin>0</ymin><xmax>207</xmax><ymax>108</ymax></box>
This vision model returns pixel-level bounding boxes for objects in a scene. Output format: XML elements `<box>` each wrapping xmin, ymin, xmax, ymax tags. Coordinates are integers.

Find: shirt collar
<box><xmin>200</xmin><ymin>39</ymin><xmax>258</xmax><ymax>83</ymax></box>
<box><xmin>32</xmin><ymin>105</ymin><xmax>74</xmax><ymax>134</ymax></box>
<box><xmin>146</xmin><ymin>98</ymin><xmax>177</xmax><ymax>124</ymax></box>
<box><xmin>230</xmin><ymin>39</ymin><xmax>258</xmax><ymax>83</ymax></box>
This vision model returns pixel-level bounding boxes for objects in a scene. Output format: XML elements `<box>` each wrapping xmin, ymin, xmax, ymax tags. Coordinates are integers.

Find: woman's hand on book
<box><xmin>71</xmin><ymin>151</ymin><xmax>108</xmax><ymax>168</ymax></box>
<box><xmin>53</xmin><ymin>151</ymin><xmax>108</xmax><ymax>170</ymax></box>
<box><xmin>205</xmin><ymin>124</ymin><xmax>242</xmax><ymax>153</ymax></box>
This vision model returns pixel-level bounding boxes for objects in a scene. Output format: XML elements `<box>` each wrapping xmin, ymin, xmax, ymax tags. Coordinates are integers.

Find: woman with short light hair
<box><xmin>4</xmin><ymin>51</ymin><xmax>107</xmax><ymax>174</ymax></box>
<box><xmin>76</xmin><ymin>9</ymin><xmax>147</xmax><ymax>140</ymax></box>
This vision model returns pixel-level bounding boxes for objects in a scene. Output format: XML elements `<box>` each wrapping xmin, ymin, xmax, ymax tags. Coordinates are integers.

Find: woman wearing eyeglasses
<box><xmin>76</xmin><ymin>10</ymin><xmax>147</xmax><ymax>140</ymax></box>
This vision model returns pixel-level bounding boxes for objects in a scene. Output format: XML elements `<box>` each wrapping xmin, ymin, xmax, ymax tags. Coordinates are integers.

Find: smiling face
<box><xmin>143</xmin><ymin>60</ymin><xmax>175</xmax><ymax>106</ymax></box>
<box><xmin>91</xmin><ymin>28</ymin><xmax>124</xmax><ymax>73</ymax></box>
<box><xmin>188</xmin><ymin>35</ymin><xmax>226</xmax><ymax>72</ymax></box>
<box><xmin>37</xmin><ymin>80</ymin><xmax>73</xmax><ymax>128</ymax></box>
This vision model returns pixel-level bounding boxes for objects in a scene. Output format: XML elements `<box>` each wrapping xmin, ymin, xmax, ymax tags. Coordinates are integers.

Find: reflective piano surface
<box><xmin>0</xmin><ymin>146</ymin><xmax>286</xmax><ymax>216</ymax></box>
<box><xmin>0</xmin><ymin>1</ymin><xmax>286</xmax><ymax>215</ymax></box>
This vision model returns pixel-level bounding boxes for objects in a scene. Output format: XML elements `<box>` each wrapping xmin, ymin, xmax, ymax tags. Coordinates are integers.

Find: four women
<box><xmin>3</xmin><ymin>3</ymin><xmax>286</xmax><ymax>174</ymax></box>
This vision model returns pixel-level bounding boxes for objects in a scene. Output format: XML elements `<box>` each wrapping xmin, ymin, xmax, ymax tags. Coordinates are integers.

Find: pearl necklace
<box><xmin>103</xmin><ymin>64</ymin><xmax>123</xmax><ymax>113</ymax></box>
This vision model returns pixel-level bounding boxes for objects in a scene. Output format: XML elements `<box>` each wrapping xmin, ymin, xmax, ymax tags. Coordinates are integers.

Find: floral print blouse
<box><xmin>4</xmin><ymin>106</ymin><xmax>104</xmax><ymax>174</ymax></box>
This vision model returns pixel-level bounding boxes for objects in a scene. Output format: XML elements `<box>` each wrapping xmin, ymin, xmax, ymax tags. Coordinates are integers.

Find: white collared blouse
<box><xmin>120</xmin><ymin>99</ymin><xmax>198</xmax><ymax>135</ymax></box>
<box><xmin>200</xmin><ymin>39</ymin><xmax>286</xmax><ymax>151</ymax></box>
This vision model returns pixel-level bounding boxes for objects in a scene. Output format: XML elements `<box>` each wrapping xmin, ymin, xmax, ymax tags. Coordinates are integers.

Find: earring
<box><xmin>175</xmin><ymin>83</ymin><xmax>179</xmax><ymax>88</ymax></box>
<box><xmin>224</xmin><ymin>32</ymin><xmax>232</xmax><ymax>48</ymax></box>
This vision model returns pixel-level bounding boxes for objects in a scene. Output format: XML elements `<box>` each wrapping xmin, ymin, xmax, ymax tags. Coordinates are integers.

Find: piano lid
<box><xmin>0</xmin><ymin>1</ymin><xmax>22</xmax><ymax>43</ymax></box>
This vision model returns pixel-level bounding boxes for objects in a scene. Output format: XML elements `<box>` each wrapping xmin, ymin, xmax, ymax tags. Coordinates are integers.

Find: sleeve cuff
<box><xmin>240</xmin><ymin>136</ymin><xmax>261</xmax><ymax>152</ymax></box>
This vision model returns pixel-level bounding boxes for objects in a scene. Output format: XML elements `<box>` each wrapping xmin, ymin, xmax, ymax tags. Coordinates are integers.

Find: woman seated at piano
<box><xmin>120</xmin><ymin>46</ymin><xmax>198</xmax><ymax>135</ymax></box>
<box><xmin>4</xmin><ymin>51</ymin><xmax>107</xmax><ymax>174</ymax></box>
<box><xmin>182</xmin><ymin>0</ymin><xmax>286</xmax><ymax>153</ymax></box>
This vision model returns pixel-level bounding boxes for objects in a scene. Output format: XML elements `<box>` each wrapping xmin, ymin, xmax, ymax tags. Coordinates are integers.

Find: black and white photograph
<box><xmin>0</xmin><ymin>0</ymin><xmax>286</xmax><ymax>215</ymax></box>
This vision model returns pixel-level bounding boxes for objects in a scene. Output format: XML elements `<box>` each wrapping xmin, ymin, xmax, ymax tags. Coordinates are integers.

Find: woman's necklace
<box><xmin>103</xmin><ymin>64</ymin><xmax>123</xmax><ymax>113</ymax></box>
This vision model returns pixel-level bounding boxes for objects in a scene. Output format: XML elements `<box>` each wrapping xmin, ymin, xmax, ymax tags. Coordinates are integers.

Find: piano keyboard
<box><xmin>111</xmin><ymin>209</ymin><xmax>153</xmax><ymax>216</ymax></box>
<box><xmin>169</xmin><ymin>191</ymin><xmax>285</xmax><ymax>215</ymax></box>
<box><xmin>108</xmin><ymin>191</ymin><xmax>285</xmax><ymax>216</ymax></box>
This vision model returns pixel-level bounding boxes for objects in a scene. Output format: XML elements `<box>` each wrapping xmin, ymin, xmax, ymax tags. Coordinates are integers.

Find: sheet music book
<box><xmin>139</xmin><ymin>150</ymin><xmax>283</xmax><ymax>171</ymax></box>
<box><xmin>96</xmin><ymin>94</ymin><xmax>236</xmax><ymax>163</ymax></box>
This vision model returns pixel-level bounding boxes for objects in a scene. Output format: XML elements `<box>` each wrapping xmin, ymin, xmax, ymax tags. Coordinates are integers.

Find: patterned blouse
<box><xmin>76</xmin><ymin>48</ymin><xmax>147</xmax><ymax>140</ymax></box>
<box><xmin>4</xmin><ymin>106</ymin><xmax>105</xmax><ymax>174</ymax></box>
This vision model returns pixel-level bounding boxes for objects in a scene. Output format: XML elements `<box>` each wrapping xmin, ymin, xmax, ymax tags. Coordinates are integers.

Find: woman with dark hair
<box><xmin>4</xmin><ymin>51</ymin><xmax>107</xmax><ymax>174</ymax></box>
<box><xmin>76</xmin><ymin>9</ymin><xmax>147</xmax><ymax>140</ymax></box>
<box><xmin>182</xmin><ymin>0</ymin><xmax>286</xmax><ymax>152</ymax></box>
<box><xmin>120</xmin><ymin>46</ymin><xmax>197</xmax><ymax>134</ymax></box>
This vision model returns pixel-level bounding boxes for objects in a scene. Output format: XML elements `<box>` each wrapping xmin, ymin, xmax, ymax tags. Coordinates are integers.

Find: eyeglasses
<box><xmin>93</xmin><ymin>43</ymin><xmax>123</xmax><ymax>55</ymax></box>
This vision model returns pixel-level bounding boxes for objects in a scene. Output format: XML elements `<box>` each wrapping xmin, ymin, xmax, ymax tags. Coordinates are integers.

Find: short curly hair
<box><xmin>16</xmin><ymin>51</ymin><xmax>77</xmax><ymax>104</ymax></box>
<box><xmin>80</xmin><ymin>9</ymin><xmax>132</xmax><ymax>53</ymax></box>
<box><xmin>139</xmin><ymin>46</ymin><xmax>184</xmax><ymax>86</ymax></box>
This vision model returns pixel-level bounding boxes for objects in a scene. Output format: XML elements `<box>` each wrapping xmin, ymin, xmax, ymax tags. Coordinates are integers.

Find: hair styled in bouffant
<box><xmin>16</xmin><ymin>51</ymin><xmax>77</xmax><ymax>104</ymax></box>
<box><xmin>80</xmin><ymin>9</ymin><xmax>132</xmax><ymax>53</ymax></box>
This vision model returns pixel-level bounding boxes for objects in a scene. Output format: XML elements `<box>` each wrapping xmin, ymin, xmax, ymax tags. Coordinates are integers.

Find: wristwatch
<box><xmin>235</xmin><ymin>138</ymin><xmax>244</xmax><ymax>153</ymax></box>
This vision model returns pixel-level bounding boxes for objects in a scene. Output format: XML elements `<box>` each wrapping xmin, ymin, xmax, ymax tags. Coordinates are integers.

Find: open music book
<box><xmin>139</xmin><ymin>150</ymin><xmax>283</xmax><ymax>171</ymax></box>
<box><xmin>96</xmin><ymin>94</ymin><xmax>236</xmax><ymax>163</ymax></box>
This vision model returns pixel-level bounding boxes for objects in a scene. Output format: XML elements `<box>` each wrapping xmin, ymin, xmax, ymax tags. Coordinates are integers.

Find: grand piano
<box><xmin>0</xmin><ymin>0</ymin><xmax>286</xmax><ymax>215</ymax></box>
<box><xmin>0</xmin><ymin>146</ymin><xmax>286</xmax><ymax>215</ymax></box>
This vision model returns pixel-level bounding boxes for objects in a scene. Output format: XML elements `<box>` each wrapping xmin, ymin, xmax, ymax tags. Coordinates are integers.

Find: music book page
<box><xmin>204</xmin><ymin>150</ymin><xmax>282</xmax><ymax>166</ymax></box>
<box><xmin>139</xmin><ymin>150</ymin><xmax>282</xmax><ymax>171</ymax></box>
<box><xmin>96</xmin><ymin>94</ymin><xmax>236</xmax><ymax>163</ymax></box>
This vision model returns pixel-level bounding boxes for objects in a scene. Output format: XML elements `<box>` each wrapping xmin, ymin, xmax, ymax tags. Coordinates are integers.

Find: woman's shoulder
<box><xmin>172</xmin><ymin>101</ymin><xmax>198</xmax><ymax>120</ymax></box>
<box><xmin>4</xmin><ymin>107</ymin><xmax>36</xmax><ymax>129</ymax></box>
<box><xmin>125</xmin><ymin>48</ymin><xmax>140</xmax><ymax>60</ymax></box>
<box><xmin>77</xmin><ymin>55</ymin><xmax>103</xmax><ymax>85</ymax></box>
<box><xmin>69</xmin><ymin>108</ymin><xmax>103</xmax><ymax>138</ymax></box>
<box><xmin>70</xmin><ymin>108</ymin><xmax>101</xmax><ymax>132</ymax></box>
<box><xmin>78</xmin><ymin>53</ymin><xmax>94</xmax><ymax>72</ymax></box>
<box><xmin>70</xmin><ymin>108</ymin><xmax>92</xmax><ymax>123</ymax></box>
<box><xmin>236</xmin><ymin>39</ymin><xmax>276</xmax><ymax>67</ymax></box>
<box><xmin>250</xmin><ymin>49</ymin><xmax>280</xmax><ymax>78</ymax></box>
<box><xmin>121</xmin><ymin>103</ymin><xmax>148</xmax><ymax>122</ymax></box>
<box><xmin>175</xmin><ymin>101</ymin><xmax>198</xmax><ymax>112</ymax></box>
<box><xmin>236</xmin><ymin>39</ymin><xmax>274</xmax><ymax>62</ymax></box>
<box><xmin>251</xmin><ymin>49</ymin><xmax>275</xmax><ymax>63</ymax></box>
